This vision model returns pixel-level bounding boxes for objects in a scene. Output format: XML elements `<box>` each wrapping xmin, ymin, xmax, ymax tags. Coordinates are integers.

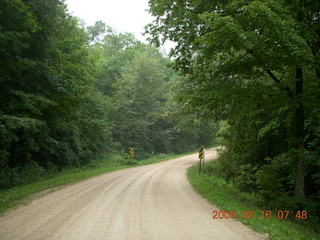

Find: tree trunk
<box><xmin>294</xmin><ymin>66</ymin><xmax>305</xmax><ymax>199</ymax></box>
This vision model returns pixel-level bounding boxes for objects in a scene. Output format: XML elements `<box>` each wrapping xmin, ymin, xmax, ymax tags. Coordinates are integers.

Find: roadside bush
<box><xmin>255</xmin><ymin>164</ymin><xmax>283</xmax><ymax>199</ymax></box>
<box><xmin>87</xmin><ymin>154</ymin><xmax>126</xmax><ymax>168</ymax></box>
<box><xmin>0</xmin><ymin>168</ymin><xmax>12</xmax><ymax>188</ymax></box>
<box><xmin>233</xmin><ymin>164</ymin><xmax>258</xmax><ymax>191</ymax></box>
<box><xmin>124</xmin><ymin>159</ymin><xmax>138</xmax><ymax>165</ymax></box>
<box><xmin>18</xmin><ymin>160</ymin><xmax>46</xmax><ymax>183</ymax></box>
<box><xmin>204</xmin><ymin>152</ymin><xmax>239</xmax><ymax>182</ymax></box>
<box><xmin>0</xmin><ymin>161</ymin><xmax>47</xmax><ymax>189</ymax></box>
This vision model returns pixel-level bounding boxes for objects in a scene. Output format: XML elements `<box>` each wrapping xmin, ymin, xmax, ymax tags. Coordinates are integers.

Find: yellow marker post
<box><xmin>128</xmin><ymin>147</ymin><xmax>135</xmax><ymax>159</ymax></box>
<box><xmin>198</xmin><ymin>147</ymin><xmax>204</xmax><ymax>174</ymax></box>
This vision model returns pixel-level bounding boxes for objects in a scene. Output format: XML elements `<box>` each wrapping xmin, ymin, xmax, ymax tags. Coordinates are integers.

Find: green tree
<box><xmin>0</xmin><ymin>1</ymin><xmax>215</xmax><ymax>188</ymax></box>
<box><xmin>112</xmin><ymin>50</ymin><xmax>166</xmax><ymax>154</ymax></box>
<box><xmin>0</xmin><ymin>0</ymin><xmax>96</xmax><ymax>184</ymax></box>
<box><xmin>146</xmin><ymin>0</ymin><xmax>320</xmax><ymax>199</ymax></box>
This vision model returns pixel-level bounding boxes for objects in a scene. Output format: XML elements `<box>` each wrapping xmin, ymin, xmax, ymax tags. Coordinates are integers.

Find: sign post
<box><xmin>198</xmin><ymin>147</ymin><xmax>204</xmax><ymax>174</ymax></box>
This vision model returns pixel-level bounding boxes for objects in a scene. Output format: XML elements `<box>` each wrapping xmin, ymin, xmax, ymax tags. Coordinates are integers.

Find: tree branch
<box><xmin>246</xmin><ymin>48</ymin><xmax>293</xmax><ymax>98</ymax></box>
<box><xmin>265</xmin><ymin>70</ymin><xmax>293</xmax><ymax>98</ymax></box>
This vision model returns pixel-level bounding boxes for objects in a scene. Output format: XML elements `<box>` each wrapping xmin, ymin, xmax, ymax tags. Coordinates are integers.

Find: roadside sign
<box><xmin>198</xmin><ymin>147</ymin><xmax>205</xmax><ymax>174</ymax></box>
<box><xmin>199</xmin><ymin>147</ymin><xmax>204</xmax><ymax>160</ymax></box>
<box><xmin>128</xmin><ymin>147</ymin><xmax>135</xmax><ymax>159</ymax></box>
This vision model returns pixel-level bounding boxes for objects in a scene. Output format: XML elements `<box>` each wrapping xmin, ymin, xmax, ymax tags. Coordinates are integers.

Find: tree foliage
<box><xmin>146</xmin><ymin>0</ymin><xmax>320</xmax><ymax>215</ymax></box>
<box><xmin>0</xmin><ymin>0</ymin><xmax>214</xmax><ymax>188</ymax></box>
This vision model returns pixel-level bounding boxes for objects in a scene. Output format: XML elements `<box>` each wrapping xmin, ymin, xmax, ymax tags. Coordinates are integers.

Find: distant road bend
<box><xmin>0</xmin><ymin>149</ymin><xmax>265</xmax><ymax>240</ymax></box>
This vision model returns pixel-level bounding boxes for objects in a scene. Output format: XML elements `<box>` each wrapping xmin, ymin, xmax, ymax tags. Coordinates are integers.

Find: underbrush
<box><xmin>188</xmin><ymin>156</ymin><xmax>320</xmax><ymax>240</ymax></box>
<box><xmin>204</xmin><ymin>154</ymin><xmax>320</xmax><ymax>228</ymax></box>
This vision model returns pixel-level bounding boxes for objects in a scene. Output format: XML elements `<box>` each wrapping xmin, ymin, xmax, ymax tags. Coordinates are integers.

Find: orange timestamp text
<box><xmin>211</xmin><ymin>210</ymin><xmax>308</xmax><ymax>220</ymax></box>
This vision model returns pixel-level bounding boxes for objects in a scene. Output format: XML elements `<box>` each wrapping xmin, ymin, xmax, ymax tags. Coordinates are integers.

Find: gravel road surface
<box><xmin>0</xmin><ymin>149</ymin><xmax>265</xmax><ymax>240</ymax></box>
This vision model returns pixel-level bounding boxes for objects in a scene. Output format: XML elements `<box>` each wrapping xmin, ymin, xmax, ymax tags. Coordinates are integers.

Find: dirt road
<box><xmin>0</xmin><ymin>149</ymin><xmax>265</xmax><ymax>240</ymax></box>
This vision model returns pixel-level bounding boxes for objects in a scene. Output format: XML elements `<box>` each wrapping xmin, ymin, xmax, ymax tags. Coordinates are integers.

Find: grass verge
<box><xmin>0</xmin><ymin>152</ymin><xmax>191</xmax><ymax>214</ymax></box>
<box><xmin>187</xmin><ymin>165</ymin><xmax>320</xmax><ymax>240</ymax></box>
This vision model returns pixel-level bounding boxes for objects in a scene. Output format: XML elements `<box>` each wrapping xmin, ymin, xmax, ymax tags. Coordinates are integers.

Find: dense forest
<box><xmin>147</xmin><ymin>0</ymin><xmax>320</xmax><ymax>222</ymax></box>
<box><xmin>0</xmin><ymin>0</ymin><xmax>215</xmax><ymax>188</ymax></box>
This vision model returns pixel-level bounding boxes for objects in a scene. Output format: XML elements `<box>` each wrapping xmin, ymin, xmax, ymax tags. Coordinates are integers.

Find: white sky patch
<box><xmin>65</xmin><ymin>0</ymin><xmax>175</xmax><ymax>54</ymax></box>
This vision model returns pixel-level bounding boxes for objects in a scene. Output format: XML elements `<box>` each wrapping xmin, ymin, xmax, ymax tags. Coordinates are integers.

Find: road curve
<box><xmin>0</xmin><ymin>149</ymin><xmax>265</xmax><ymax>240</ymax></box>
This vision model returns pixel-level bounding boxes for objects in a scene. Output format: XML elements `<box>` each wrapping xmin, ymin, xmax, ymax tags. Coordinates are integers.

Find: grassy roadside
<box><xmin>0</xmin><ymin>152</ymin><xmax>191</xmax><ymax>214</ymax></box>
<box><xmin>187</xmin><ymin>165</ymin><xmax>320</xmax><ymax>240</ymax></box>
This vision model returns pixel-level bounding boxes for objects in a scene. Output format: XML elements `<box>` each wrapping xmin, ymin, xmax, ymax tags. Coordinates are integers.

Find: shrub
<box><xmin>233</xmin><ymin>164</ymin><xmax>258</xmax><ymax>191</ymax></box>
<box><xmin>255</xmin><ymin>163</ymin><xmax>283</xmax><ymax>199</ymax></box>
